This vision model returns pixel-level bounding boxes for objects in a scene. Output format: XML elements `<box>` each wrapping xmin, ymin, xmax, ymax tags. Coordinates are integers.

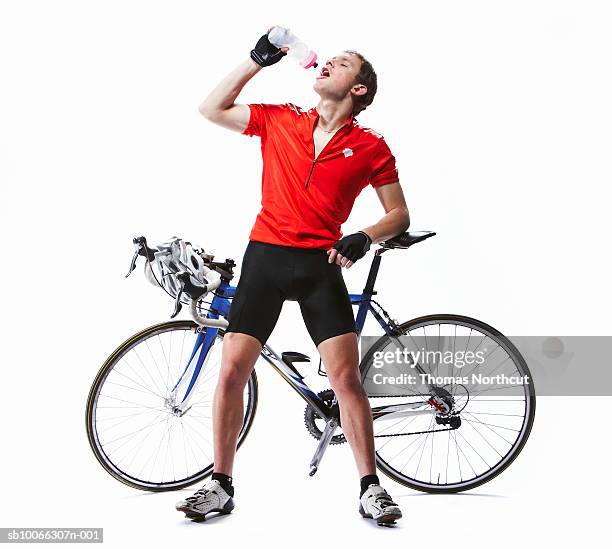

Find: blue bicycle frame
<box><xmin>169</xmin><ymin>249</ymin><xmax>400</xmax><ymax>418</ymax></box>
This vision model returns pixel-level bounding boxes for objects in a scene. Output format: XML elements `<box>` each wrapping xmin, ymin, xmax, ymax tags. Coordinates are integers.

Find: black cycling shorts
<box><xmin>225</xmin><ymin>240</ymin><xmax>358</xmax><ymax>348</ymax></box>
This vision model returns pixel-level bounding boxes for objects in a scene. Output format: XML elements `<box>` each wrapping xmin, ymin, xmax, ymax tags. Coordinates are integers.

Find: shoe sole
<box><xmin>177</xmin><ymin>498</ymin><xmax>235</xmax><ymax>521</ymax></box>
<box><xmin>359</xmin><ymin>504</ymin><xmax>402</xmax><ymax>526</ymax></box>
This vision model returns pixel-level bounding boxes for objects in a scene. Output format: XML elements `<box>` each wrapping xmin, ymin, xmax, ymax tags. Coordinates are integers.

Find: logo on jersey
<box><xmin>343</xmin><ymin>148</ymin><xmax>353</xmax><ymax>158</ymax></box>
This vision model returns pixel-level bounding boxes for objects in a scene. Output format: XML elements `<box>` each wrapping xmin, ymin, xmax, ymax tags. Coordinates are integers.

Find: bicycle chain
<box><xmin>304</xmin><ymin>388</ymin><xmax>458</xmax><ymax>440</ymax></box>
<box><xmin>308</xmin><ymin>308</ymin><xmax>459</xmax><ymax>440</ymax></box>
<box><xmin>370</xmin><ymin>394</ymin><xmax>459</xmax><ymax>438</ymax></box>
<box><xmin>374</xmin><ymin>427</ymin><xmax>458</xmax><ymax>438</ymax></box>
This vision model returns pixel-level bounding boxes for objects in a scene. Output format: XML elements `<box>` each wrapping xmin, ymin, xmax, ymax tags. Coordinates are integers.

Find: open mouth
<box><xmin>317</xmin><ymin>67</ymin><xmax>331</xmax><ymax>79</ymax></box>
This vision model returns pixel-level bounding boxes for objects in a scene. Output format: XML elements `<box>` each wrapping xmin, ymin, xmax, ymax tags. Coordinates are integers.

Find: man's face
<box><xmin>313</xmin><ymin>51</ymin><xmax>364</xmax><ymax>101</ymax></box>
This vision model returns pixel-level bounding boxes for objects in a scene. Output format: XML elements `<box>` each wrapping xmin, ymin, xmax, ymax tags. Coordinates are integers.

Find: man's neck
<box><xmin>314</xmin><ymin>100</ymin><xmax>353</xmax><ymax>131</ymax></box>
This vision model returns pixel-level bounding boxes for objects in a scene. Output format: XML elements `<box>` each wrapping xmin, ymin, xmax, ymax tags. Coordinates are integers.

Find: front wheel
<box><xmin>86</xmin><ymin>320</ymin><xmax>258</xmax><ymax>492</ymax></box>
<box><xmin>360</xmin><ymin>314</ymin><xmax>536</xmax><ymax>493</ymax></box>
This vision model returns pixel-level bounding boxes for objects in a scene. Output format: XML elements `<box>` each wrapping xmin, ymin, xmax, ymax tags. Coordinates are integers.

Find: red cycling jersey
<box><xmin>242</xmin><ymin>103</ymin><xmax>400</xmax><ymax>249</ymax></box>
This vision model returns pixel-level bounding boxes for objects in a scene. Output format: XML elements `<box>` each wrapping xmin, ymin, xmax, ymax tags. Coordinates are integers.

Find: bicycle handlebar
<box><xmin>126</xmin><ymin>235</ymin><xmax>229</xmax><ymax>328</ymax></box>
<box><xmin>188</xmin><ymin>299</ymin><xmax>228</xmax><ymax>328</ymax></box>
<box><xmin>172</xmin><ymin>271</ymin><xmax>229</xmax><ymax>329</ymax></box>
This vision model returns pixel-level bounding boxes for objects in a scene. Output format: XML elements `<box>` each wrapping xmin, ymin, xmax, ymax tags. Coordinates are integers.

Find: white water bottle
<box><xmin>268</xmin><ymin>26</ymin><xmax>318</xmax><ymax>69</ymax></box>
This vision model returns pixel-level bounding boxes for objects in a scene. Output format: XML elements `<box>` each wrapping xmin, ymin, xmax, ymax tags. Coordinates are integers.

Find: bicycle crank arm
<box><xmin>308</xmin><ymin>418</ymin><xmax>339</xmax><ymax>477</ymax></box>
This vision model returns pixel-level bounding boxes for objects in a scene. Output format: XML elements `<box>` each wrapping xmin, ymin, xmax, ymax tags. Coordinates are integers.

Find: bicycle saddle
<box><xmin>381</xmin><ymin>230</ymin><xmax>436</xmax><ymax>249</ymax></box>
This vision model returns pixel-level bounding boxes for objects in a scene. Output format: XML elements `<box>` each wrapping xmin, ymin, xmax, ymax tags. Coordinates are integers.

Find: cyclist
<box><xmin>176</xmin><ymin>29</ymin><xmax>410</xmax><ymax>525</ymax></box>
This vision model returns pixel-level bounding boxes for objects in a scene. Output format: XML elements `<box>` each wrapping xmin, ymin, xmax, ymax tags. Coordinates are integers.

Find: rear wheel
<box><xmin>86</xmin><ymin>320</ymin><xmax>258</xmax><ymax>491</ymax></box>
<box><xmin>360</xmin><ymin>314</ymin><xmax>535</xmax><ymax>493</ymax></box>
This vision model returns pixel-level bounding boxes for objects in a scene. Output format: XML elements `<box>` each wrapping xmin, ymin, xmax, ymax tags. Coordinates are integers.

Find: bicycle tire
<box><xmin>86</xmin><ymin>320</ymin><xmax>258</xmax><ymax>492</ymax></box>
<box><xmin>360</xmin><ymin>314</ymin><xmax>536</xmax><ymax>493</ymax></box>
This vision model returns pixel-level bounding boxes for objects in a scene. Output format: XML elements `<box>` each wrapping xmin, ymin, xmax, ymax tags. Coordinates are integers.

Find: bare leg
<box><xmin>317</xmin><ymin>332</ymin><xmax>376</xmax><ymax>477</ymax></box>
<box><xmin>212</xmin><ymin>332</ymin><xmax>262</xmax><ymax>476</ymax></box>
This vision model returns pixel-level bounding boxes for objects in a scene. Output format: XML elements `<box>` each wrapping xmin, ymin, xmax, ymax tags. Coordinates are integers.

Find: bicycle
<box><xmin>86</xmin><ymin>231</ymin><xmax>535</xmax><ymax>493</ymax></box>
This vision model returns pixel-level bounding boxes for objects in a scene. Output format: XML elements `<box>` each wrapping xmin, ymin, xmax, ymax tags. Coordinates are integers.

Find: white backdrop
<box><xmin>1</xmin><ymin>1</ymin><xmax>610</xmax><ymax>546</ymax></box>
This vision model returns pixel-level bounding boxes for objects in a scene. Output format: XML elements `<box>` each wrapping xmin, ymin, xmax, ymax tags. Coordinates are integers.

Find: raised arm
<box><xmin>198</xmin><ymin>58</ymin><xmax>262</xmax><ymax>133</ymax></box>
<box><xmin>198</xmin><ymin>31</ymin><xmax>288</xmax><ymax>133</ymax></box>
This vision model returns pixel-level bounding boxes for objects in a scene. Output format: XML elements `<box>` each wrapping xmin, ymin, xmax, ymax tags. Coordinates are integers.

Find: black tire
<box><xmin>86</xmin><ymin>320</ymin><xmax>258</xmax><ymax>492</ymax></box>
<box><xmin>360</xmin><ymin>314</ymin><xmax>536</xmax><ymax>493</ymax></box>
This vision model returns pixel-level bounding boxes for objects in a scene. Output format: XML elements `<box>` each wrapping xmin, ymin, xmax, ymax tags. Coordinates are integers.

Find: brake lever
<box><xmin>171</xmin><ymin>275</ymin><xmax>186</xmax><ymax>318</ymax></box>
<box><xmin>125</xmin><ymin>248</ymin><xmax>140</xmax><ymax>278</ymax></box>
<box><xmin>170</xmin><ymin>271</ymin><xmax>209</xmax><ymax>319</ymax></box>
<box><xmin>126</xmin><ymin>236</ymin><xmax>157</xmax><ymax>278</ymax></box>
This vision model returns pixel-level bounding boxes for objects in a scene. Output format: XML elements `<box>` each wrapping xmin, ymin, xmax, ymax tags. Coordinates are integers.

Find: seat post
<box><xmin>362</xmin><ymin>248</ymin><xmax>384</xmax><ymax>296</ymax></box>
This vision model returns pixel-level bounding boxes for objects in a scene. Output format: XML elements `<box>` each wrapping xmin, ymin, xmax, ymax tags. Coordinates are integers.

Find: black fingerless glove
<box><xmin>332</xmin><ymin>231</ymin><xmax>372</xmax><ymax>263</ymax></box>
<box><xmin>250</xmin><ymin>33</ymin><xmax>287</xmax><ymax>67</ymax></box>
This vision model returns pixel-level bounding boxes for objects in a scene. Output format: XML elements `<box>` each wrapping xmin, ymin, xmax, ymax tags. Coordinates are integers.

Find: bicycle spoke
<box><xmin>144</xmin><ymin>338</ymin><xmax>170</xmax><ymax>395</ymax></box>
<box><xmin>109</xmin><ymin>368</ymin><xmax>166</xmax><ymax>400</ymax></box>
<box><xmin>366</xmin><ymin>318</ymin><xmax>534</xmax><ymax>491</ymax></box>
<box><xmin>88</xmin><ymin>323</ymin><xmax>256</xmax><ymax>489</ymax></box>
<box><xmin>117</xmin><ymin>357</ymin><xmax>164</xmax><ymax>399</ymax></box>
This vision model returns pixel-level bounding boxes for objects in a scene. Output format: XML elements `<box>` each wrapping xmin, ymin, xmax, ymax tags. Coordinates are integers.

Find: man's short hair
<box><xmin>344</xmin><ymin>50</ymin><xmax>377</xmax><ymax>117</ymax></box>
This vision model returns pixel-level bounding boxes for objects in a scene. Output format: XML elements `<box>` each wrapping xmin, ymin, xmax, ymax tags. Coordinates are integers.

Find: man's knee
<box><xmin>217</xmin><ymin>362</ymin><xmax>251</xmax><ymax>392</ymax></box>
<box><xmin>218</xmin><ymin>332</ymin><xmax>261</xmax><ymax>391</ymax></box>
<box><xmin>328</xmin><ymin>365</ymin><xmax>366</xmax><ymax>399</ymax></box>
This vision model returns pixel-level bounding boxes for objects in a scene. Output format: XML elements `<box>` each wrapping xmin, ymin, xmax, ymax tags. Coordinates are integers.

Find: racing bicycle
<box><xmin>86</xmin><ymin>231</ymin><xmax>536</xmax><ymax>493</ymax></box>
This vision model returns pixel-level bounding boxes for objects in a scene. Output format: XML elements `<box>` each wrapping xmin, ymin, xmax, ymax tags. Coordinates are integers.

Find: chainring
<box><xmin>304</xmin><ymin>389</ymin><xmax>346</xmax><ymax>445</ymax></box>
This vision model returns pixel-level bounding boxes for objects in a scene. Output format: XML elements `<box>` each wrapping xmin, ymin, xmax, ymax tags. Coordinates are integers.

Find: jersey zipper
<box><xmin>305</xmin><ymin>162</ymin><xmax>316</xmax><ymax>189</ymax></box>
<box><xmin>305</xmin><ymin>123</ymin><xmax>348</xmax><ymax>190</ymax></box>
